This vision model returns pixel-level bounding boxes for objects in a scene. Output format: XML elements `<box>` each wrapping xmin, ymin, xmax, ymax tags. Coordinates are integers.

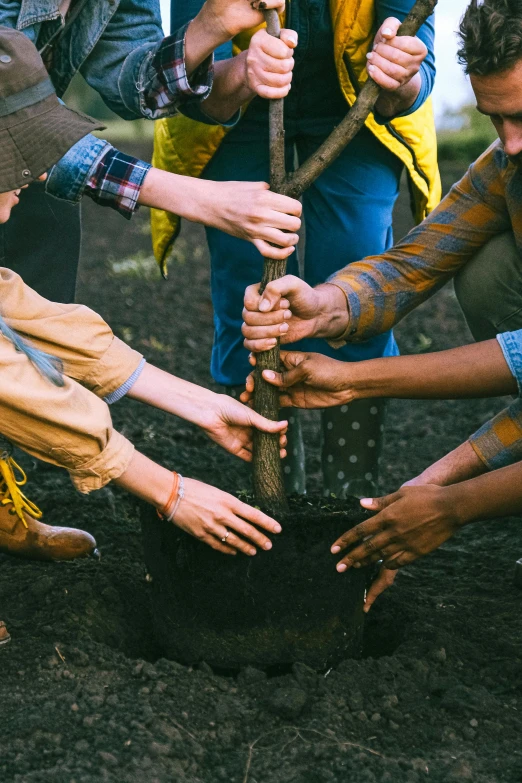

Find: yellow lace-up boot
<box><xmin>0</xmin><ymin>443</ymin><xmax>97</xmax><ymax>561</ymax></box>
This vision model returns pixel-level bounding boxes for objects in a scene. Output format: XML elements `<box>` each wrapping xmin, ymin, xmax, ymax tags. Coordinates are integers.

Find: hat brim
<box><xmin>0</xmin><ymin>97</ymin><xmax>105</xmax><ymax>193</ymax></box>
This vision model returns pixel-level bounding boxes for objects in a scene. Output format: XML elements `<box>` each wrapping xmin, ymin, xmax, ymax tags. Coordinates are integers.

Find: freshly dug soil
<box><xmin>142</xmin><ymin>496</ymin><xmax>370</xmax><ymax>669</ymax></box>
<box><xmin>1</xmin><ymin>155</ymin><xmax>522</xmax><ymax>782</ymax></box>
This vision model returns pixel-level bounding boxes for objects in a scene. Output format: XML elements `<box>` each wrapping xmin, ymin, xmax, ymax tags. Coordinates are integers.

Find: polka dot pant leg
<box><xmin>321</xmin><ymin>399</ymin><xmax>386</xmax><ymax>498</ymax></box>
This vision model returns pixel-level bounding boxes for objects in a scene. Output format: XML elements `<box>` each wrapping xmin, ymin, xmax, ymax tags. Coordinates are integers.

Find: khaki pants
<box><xmin>455</xmin><ymin>231</ymin><xmax>522</xmax><ymax>341</ymax></box>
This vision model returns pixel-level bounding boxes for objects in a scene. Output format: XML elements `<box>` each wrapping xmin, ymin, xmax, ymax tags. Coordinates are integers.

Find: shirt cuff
<box><xmin>497</xmin><ymin>330</ymin><xmax>522</xmax><ymax>395</ymax></box>
<box><xmin>69</xmin><ymin>430</ymin><xmax>135</xmax><ymax>494</ymax></box>
<box><xmin>151</xmin><ymin>23</ymin><xmax>213</xmax><ymax>109</ymax></box>
<box><xmin>84</xmin><ymin>147</ymin><xmax>151</xmax><ymax>218</ymax></box>
<box><xmin>82</xmin><ymin>336</ymin><xmax>144</xmax><ymax>400</ymax></box>
<box><xmin>46</xmin><ymin>135</ymin><xmax>111</xmax><ymax>204</ymax></box>
<box><xmin>469</xmin><ymin>398</ymin><xmax>522</xmax><ymax>470</ymax></box>
<box><xmin>104</xmin><ymin>358</ymin><xmax>146</xmax><ymax>404</ymax></box>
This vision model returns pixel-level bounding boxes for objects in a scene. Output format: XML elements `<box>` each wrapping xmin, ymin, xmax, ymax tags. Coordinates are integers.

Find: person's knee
<box><xmin>454</xmin><ymin>232</ymin><xmax>520</xmax><ymax>341</ymax></box>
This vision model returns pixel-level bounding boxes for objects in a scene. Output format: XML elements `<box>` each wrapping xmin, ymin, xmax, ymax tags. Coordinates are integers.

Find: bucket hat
<box><xmin>0</xmin><ymin>26</ymin><xmax>104</xmax><ymax>193</ymax></box>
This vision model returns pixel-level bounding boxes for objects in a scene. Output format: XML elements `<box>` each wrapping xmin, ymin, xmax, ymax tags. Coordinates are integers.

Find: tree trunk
<box><xmin>252</xmin><ymin>9</ymin><xmax>289</xmax><ymax>514</ymax></box>
<box><xmin>252</xmin><ymin>0</ymin><xmax>438</xmax><ymax>511</ymax></box>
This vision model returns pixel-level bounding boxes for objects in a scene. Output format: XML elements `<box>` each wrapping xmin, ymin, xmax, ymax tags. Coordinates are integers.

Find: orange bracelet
<box><xmin>157</xmin><ymin>471</ymin><xmax>179</xmax><ymax>519</ymax></box>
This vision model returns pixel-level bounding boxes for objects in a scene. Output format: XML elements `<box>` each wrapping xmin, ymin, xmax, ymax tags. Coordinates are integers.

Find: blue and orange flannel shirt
<box><xmin>328</xmin><ymin>140</ymin><xmax>522</xmax><ymax>470</ymax></box>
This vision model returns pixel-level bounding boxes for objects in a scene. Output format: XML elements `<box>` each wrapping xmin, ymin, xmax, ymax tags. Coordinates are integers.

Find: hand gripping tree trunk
<box><xmin>252</xmin><ymin>0</ymin><xmax>438</xmax><ymax>514</ymax></box>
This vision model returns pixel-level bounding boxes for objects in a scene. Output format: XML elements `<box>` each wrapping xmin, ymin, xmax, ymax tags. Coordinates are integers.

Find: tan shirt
<box><xmin>0</xmin><ymin>268</ymin><xmax>143</xmax><ymax>492</ymax></box>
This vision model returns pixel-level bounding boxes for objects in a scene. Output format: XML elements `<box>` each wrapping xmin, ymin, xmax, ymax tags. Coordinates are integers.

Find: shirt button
<box><xmin>0</xmin><ymin>54</ymin><xmax>12</xmax><ymax>63</ymax></box>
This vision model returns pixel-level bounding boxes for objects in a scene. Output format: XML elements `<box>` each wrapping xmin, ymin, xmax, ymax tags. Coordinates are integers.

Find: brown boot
<box><xmin>0</xmin><ymin>454</ymin><xmax>97</xmax><ymax>561</ymax></box>
<box><xmin>0</xmin><ymin>621</ymin><xmax>11</xmax><ymax>646</ymax></box>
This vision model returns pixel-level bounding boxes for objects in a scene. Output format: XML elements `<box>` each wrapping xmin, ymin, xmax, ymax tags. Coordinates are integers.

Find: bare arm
<box><xmin>138</xmin><ymin>167</ymin><xmax>301</xmax><ymax>261</ymax></box>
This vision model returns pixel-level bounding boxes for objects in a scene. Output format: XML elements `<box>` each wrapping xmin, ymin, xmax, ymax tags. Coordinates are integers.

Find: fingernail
<box><xmin>354</xmin><ymin>563</ymin><xmax>361</xmax><ymax>569</ymax></box>
<box><xmin>273</xmin><ymin>523</ymin><xmax>282</xmax><ymax>533</ymax></box>
<box><xmin>269</xmin><ymin>339</ymin><xmax>277</xmax><ymax>347</ymax></box>
<box><xmin>360</xmin><ymin>498</ymin><xmax>373</xmax><ymax>506</ymax></box>
<box><xmin>263</xmin><ymin>370</ymin><xmax>276</xmax><ymax>380</ymax></box>
<box><xmin>367</xmin><ymin>65</ymin><xmax>374</xmax><ymax>74</ymax></box>
<box><xmin>363</xmin><ymin>605</ymin><xmax>370</xmax><ymax>613</ymax></box>
<box><xmin>288</xmin><ymin>32</ymin><xmax>298</xmax><ymax>46</ymax></box>
<box><xmin>264</xmin><ymin>541</ymin><xmax>273</xmax><ymax>550</ymax></box>
<box><xmin>280</xmin><ymin>323</ymin><xmax>289</xmax><ymax>333</ymax></box>
<box><xmin>284</xmin><ymin>310</ymin><xmax>292</xmax><ymax>320</ymax></box>
<box><xmin>383</xmin><ymin>26</ymin><xmax>393</xmax><ymax>35</ymax></box>
<box><xmin>337</xmin><ymin>564</ymin><xmax>347</xmax><ymax>573</ymax></box>
<box><xmin>249</xmin><ymin>548</ymin><xmax>256</xmax><ymax>556</ymax></box>
<box><xmin>331</xmin><ymin>545</ymin><xmax>340</xmax><ymax>554</ymax></box>
<box><xmin>366</xmin><ymin>52</ymin><xmax>373</xmax><ymax>60</ymax></box>
<box><xmin>259</xmin><ymin>299</ymin><xmax>270</xmax><ymax>312</ymax></box>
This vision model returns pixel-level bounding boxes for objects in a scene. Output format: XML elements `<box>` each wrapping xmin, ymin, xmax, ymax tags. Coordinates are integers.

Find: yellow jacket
<box><xmin>152</xmin><ymin>1</ymin><xmax>441</xmax><ymax>276</ymax></box>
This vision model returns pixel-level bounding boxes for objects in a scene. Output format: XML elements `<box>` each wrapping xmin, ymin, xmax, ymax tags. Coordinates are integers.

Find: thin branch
<box><xmin>282</xmin><ymin>0</ymin><xmax>438</xmax><ymax>199</ymax></box>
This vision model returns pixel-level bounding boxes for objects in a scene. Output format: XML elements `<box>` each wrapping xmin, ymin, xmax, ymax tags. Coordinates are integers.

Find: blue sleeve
<box><xmin>46</xmin><ymin>135</ymin><xmax>111</xmax><ymax>203</ymax></box>
<box><xmin>497</xmin><ymin>330</ymin><xmax>522</xmax><ymax>396</ymax></box>
<box><xmin>80</xmin><ymin>0</ymin><xmax>165</xmax><ymax>119</ymax></box>
<box><xmin>373</xmin><ymin>0</ymin><xmax>435</xmax><ymax>122</ymax></box>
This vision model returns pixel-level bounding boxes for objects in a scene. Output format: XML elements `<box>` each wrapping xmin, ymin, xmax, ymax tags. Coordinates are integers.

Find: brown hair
<box><xmin>457</xmin><ymin>0</ymin><xmax>522</xmax><ymax>76</ymax></box>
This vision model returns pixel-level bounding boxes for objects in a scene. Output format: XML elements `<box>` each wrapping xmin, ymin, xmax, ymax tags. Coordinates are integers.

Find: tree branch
<box><xmin>282</xmin><ymin>0</ymin><xmax>438</xmax><ymax>199</ymax></box>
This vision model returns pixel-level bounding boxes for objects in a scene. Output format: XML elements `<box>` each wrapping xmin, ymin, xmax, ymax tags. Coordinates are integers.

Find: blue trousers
<box><xmin>204</xmin><ymin>112</ymin><xmax>402</xmax><ymax>386</ymax></box>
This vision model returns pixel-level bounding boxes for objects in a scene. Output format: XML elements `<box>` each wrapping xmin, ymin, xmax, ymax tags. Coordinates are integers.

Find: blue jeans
<box><xmin>204</xmin><ymin>110</ymin><xmax>402</xmax><ymax>386</ymax></box>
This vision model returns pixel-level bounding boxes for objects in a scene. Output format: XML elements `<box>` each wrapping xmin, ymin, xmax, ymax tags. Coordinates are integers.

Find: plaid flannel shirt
<box><xmin>84</xmin><ymin>22</ymin><xmax>212</xmax><ymax>217</ymax></box>
<box><xmin>328</xmin><ymin>139</ymin><xmax>522</xmax><ymax>470</ymax></box>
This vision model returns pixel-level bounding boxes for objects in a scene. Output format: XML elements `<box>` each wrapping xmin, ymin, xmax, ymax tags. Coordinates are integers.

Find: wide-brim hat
<box><xmin>0</xmin><ymin>26</ymin><xmax>105</xmax><ymax>193</ymax></box>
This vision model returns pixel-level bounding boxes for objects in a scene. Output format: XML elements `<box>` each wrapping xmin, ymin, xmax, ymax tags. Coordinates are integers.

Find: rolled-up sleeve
<box><xmin>0</xmin><ymin>268</ymin><xmax>143</xmax><ymax>399</ymax></box>
<box><xmin>497</xmin><ymin>330</ymin><xmax>522</xmax><ymax>395</ymax></box>
<box><xmin>0</xmin><ymin>333</ymin><xmax>135</xmax><ymax>493</ymax></box>
<box><xmin>469</xmin><ymin>399</ymin><xmax>522</xmax><ymax>471</ymax></box>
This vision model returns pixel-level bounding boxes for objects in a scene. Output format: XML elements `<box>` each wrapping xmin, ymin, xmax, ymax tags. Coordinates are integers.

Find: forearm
<box><xmin>184</xmin><ymin>11</ymin><xmax>231</xmax><ymax>75</ymax></box>
<box><xmin>348</xmin><ymin>340</ymin><xmax>518</xmax><ymax>401</ymax></box>
<box><xmin>127</xmin><ymin>363</ymin><xmax>218</xmax><ymax>429</ymax></box>
<box><xmin>138</xmin><ymin>167</ymin><xmax>211</xmax><ymax>221</ymax></box>
<box><xmin>198</xmin><ymin>55</ymin><xmax>253</xmax><ymax>122</ymax></box>
<box><xmin>374</xmin><ymin>72</ymin><xmax>421</xmax><ymax>117</ymax></box>
<box><xmin>113</xmin><ymin>449</ymin><xmax>173</xmax><ymax>509</ymax></box>
<box><xmin>407</xmin><ymin>440</ymin><xmax>489</xmax><ymax>487</ymax></box>
<box><xmin>451</xmin><ymin>461</ymin><xmax>522</xmax><ymax>525</ymax></box>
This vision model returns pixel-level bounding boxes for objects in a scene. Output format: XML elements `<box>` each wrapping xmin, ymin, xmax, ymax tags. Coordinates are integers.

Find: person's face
<box><xmin>0</xmin><ymin>174</ymin><xmax>47</xmax><ymax>224</ymax></box>
<box><xmin>471</xmin><ymin>58</ymin><xmax>522</xmax><ymax>164</ymax></box>
<box><xmin>0</xmin><ymin>187</ymin><xmax>25</xmax><ymax>223</ymax></box>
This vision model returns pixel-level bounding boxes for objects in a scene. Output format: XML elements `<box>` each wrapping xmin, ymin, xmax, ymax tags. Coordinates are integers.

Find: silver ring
<box><xmin>221</xmin><ymin>530</ymin><xmax>230</xmax><ymax>543</ymax></box>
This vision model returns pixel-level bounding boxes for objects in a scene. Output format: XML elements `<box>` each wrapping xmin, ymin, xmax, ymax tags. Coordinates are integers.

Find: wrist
<box><xmin>187</xmin><ymin>10</ymin><xmax>228</xmax><ymax>65</ymax></box>
<box><xmin>443</xmin><ymin>481</ymin><xmax>479</xmax><ymax>528</ymax></box>
<box><xmin>314</xmin><ymin>284</ymin><xmax>350</xmax><ymax>340</ymax></box>
<box><xmin>375</xmin><ymin>72</ymin><xmax>421</xmax><ymax>118</ymax></box>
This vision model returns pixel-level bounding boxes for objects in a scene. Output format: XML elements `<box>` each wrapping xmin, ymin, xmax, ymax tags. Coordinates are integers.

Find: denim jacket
<box><xmin>0</xmin><ymin>1</ymin><xmax>208</xmax><ymax>202</ymax></box>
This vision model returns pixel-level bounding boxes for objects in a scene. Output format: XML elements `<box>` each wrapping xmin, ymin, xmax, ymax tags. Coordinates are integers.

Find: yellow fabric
<box><xmin>152</xmin><ymin>0</ymin><xmax>441</xmax><ymax>274</ymax></box>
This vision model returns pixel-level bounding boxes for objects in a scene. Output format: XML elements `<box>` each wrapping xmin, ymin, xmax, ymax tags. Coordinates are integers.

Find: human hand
<box><xmin>202</xmin><ymin>393</ymin><xmax>287</xmax><ymax>461</ymax></box>
<box><xmin>242</xmin><ymin>276</ymin><xmax>348</xmax><ymax>352</ymax></box>
<box><xmin>364</xmin><ymin>566</ymin><xmax>397</xmax><ymax>612</ymax></box>
<box><xmin>245</xmin><ymin>28</ymin><xmax>297</xmax><ymax>99</ymax></box>
<box><xmin>202</xmin><ymin>180</ymin><xmax>302</xmax><ymax>260</ymax></box>
<box><xmin>173</xmin><ymin>478</ymin><xmax>282</xmax><ymax>556</ymax></box>
<box><xmin>367</xmin><ymin>17</ymin><xmax>427</xmax><ymax>92</ymax></box>
<box><xmin>331</xmin><ymin>484</ymin><xmax>467</xmax><ymax>572</ymax></box>
<box><xmin>198</xmin><ymin>0</ymin><xmax>285</xmax><ymax>41</ymax></box>
<box><xmin>241</xmin><ymin>350</ymin><xmax>356</xmax><ymax>409</ymax></box>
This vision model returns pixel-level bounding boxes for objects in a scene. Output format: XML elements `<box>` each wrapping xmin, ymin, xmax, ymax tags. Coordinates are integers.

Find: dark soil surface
<box><xmin>1</xmin><ymin>150</ymin><xmax>521</xmax><ymax>782</ymax></box>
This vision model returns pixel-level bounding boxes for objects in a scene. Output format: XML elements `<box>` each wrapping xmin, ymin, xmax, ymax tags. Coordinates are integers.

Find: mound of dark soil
<box><xmin>142</xmin><ymin>496</ymin><xmax>370</xmax><ymax>669</ymax></box>
<box><xmin>1</xmin><ymin>156</ymin><xmax>521</xmax><ymax>782</ymax></box>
